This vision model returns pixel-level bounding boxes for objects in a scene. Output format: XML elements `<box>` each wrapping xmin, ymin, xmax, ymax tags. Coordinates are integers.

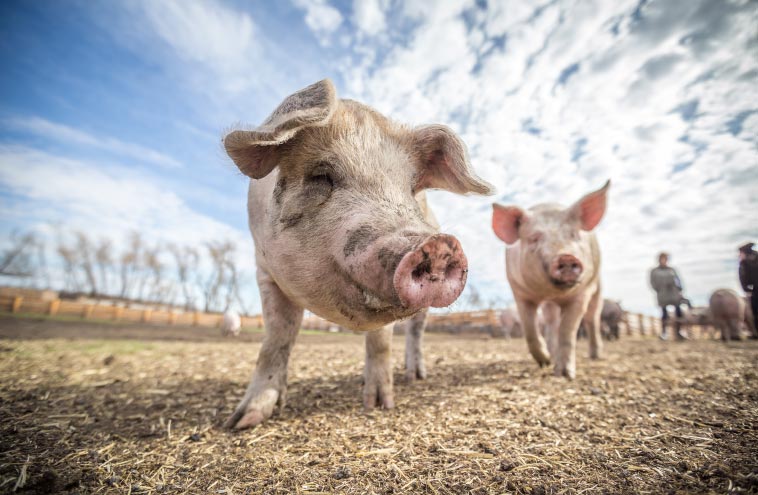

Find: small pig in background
<box><xmin>491</xmin><ymin>181</ymin><xmax>610</xmax><ymax>379</ymax></box>
<box><xmin>223</xmin><ymin>79</ymin><xmax>493</xmax><ymax>429</ymax></box>
<box><xmin>222</xmin><ymin>310</ymin><xmax>242</xmax><ymax>337</ymax></box>
<box><xmin>709</xmin><ymin>289</ymin><xmax>755</xmax><ymax>341</ymax></box>
<box><xmin>601</xmin><ymin>300</ymin><xmax>623</xmax><ymax>340</ymax></box>
<box><xmin>496</xmin><ymin>306</ymin><xmax>545</xmax><ymax>339</ymax></box>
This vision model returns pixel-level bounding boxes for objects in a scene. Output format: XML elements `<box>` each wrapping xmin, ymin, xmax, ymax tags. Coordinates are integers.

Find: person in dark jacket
<box><xmin>738</xmin><ymin>242</ymin><xmax>758</xmax><ymax>338</ymax></box>
<box><xmin>650</xmin><ymin>252</ymin><xmax>688</xmax><ymax>340</ymax></box>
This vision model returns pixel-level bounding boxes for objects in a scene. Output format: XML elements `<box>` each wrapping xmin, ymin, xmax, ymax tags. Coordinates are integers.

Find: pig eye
<box><xmin>528</xmin><ymin>233</ymin><xmax>542</xmax><ymax>244</ymax></box>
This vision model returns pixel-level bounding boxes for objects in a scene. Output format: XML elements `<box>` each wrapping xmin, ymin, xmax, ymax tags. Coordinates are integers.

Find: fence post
<box><xmin>113</xmin><ymin>306</ymin><xmax>123</xmax><ymax>321</ymax></box>
<box><xmin>48</xmin><ymin>299</ymin><xmax>60</xmax><ymax>316</ymax></box>
<box><xmin>11</xmin><ymin>296</ymin><xmax>23</xmax><ymax>313</ymax></box>
<box><xmin>193</xmin><ymin>311</ymin><xmax>200</xmax><ymax>326</ymax></box>
<box><xmin>637</xmin><ymin>314</ymin><xmax>645</xmax><ymax>336</ymax></box>
<box><xmin>168</xmin><ymin>312</ymin><xmax>176</xmax><ymax>325</ymax></box>
<box><xmin>648</xmin><ymin>316</ymin><xmax>657</xmax><ymax>336</ymax></box>
<box><xmin>142</xmin><ymin>309</ymin><xmax>152</xmax><ymax>323</ymax></box>
<box><xmin>82</xmin><ymin>304</ymin><xmax>94</xmax><ymax>319</ymax></box>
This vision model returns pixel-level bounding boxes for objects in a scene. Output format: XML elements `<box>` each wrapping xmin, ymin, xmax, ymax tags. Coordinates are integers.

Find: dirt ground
<box><xmin>1</xmin><ymin>315</ymin><xmax>757</xmax><ymax>494</ymax></box>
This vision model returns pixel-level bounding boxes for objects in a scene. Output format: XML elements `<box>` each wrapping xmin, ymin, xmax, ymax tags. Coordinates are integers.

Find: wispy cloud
<box><xmin>5</xmin><ymin>116</ymin><xmax>182</xmax><ymax>169</ymax></box>
<box><xmin>292</xmin><ymin>0</ymin><xmax>343</xmax><ymax>43</ymax></box>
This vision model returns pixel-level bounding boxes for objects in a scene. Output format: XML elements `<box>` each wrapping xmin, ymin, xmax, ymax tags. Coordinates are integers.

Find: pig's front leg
<box><xmin>541</xmin><ymin>301</ymin><xmax>561</xmax><ymax>359</ymax></box>
<box><xmin>404</xmin><ymin>310</ymin><xmax>427</xmax><ymax>381</ymax></box>
<box><xmin>583</xmin><ymin>285</ymin><xmax>603</xmax><ymax>359</ymax></box>
<box><xmin>517</xmin><ymin>299</ymin><xmax>551</xmax><ymax>367</ymax></box>
<box><xmin>554</xmin><ymin>297</ymin><xmax>590</xmax><ymax>379</ymax></box>
<box><xmin>224</xmin><ymin>273</ymin><xmax>302</xmax><ymax>429</ymax></box>
<box><xmin>364</xmin><ymin>325</ymin><xmax>395</xmax><ymax>410</ymax></box>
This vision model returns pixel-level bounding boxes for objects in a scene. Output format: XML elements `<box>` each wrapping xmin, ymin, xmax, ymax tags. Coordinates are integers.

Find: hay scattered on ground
<box><xmin>1</xmin><ymin>317</ymin><xmax>757</xmax><ymax>494</ymax></box>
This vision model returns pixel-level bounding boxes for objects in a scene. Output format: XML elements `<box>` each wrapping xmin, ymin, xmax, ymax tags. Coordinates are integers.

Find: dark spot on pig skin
<box><xmin>273</xmin><ymin>177</ymin><xmax>287</xmax><ymax>205</ymax></box>
<box><xmin>280</xmin><ymin>213</ymin><xmax>303</xmax><ymax>230</ymax></box>
<box><xmin>378</xmin><ymin>248</ymin><xmax>405</xmax><ymax>273</ymax></box>
<box><xmin>344</xmin><ymin>225</ymin><xmax>381</xmax><ymax>258</ymax></box>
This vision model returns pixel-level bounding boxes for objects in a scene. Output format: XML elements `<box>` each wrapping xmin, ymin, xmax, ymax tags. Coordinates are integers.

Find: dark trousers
<box><xmin>661</xmin><ymin>305</ymin><xmax>683</xmax><ymax>321</ymax></box>
<box><xmin>750</xmin><ymin>293</ymin><xmax>758</xmax><ymax>336</ymax></box>
<box><xmin>661</xmin><ymin>304</ymin><xmax>684</xmax><ymax>338</ymax></box>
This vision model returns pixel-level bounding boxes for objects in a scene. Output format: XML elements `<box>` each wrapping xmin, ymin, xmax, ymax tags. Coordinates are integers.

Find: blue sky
<box><xmin>1</xmin><ymin>0</ymin><xmax>756</xmax><ymax>314</ymax></box>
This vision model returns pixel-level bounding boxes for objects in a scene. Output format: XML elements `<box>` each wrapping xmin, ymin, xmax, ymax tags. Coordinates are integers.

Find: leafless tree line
<box><xmin>0</xmin><ymin>230</ymin><xmax>251</xmax><ymax>314</ymax></box>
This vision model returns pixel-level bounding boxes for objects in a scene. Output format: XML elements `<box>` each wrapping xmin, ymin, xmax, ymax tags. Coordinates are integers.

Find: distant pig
<box><xmin>223</xmin><ymin>79</ymin><xmax>492</xmax><ymax>428</ymax></box>
<box><xmin>709</xmin><ymin>289</ymin><xmax>748</xmax><ymax>342</ymax></box>
<box><xmin>492</xmin><ymin>181</ymin><xmax>610</xmax><ymax>379</ymax></box>
<box><xmin>222</xmin><ymin>310</ymin><xmax>241</xmax><ymax>337</ymax></box>
<box><xmin>601</xmin><ymin>300</ymin><xmax>623</xmax><ymax>340</ymax></box>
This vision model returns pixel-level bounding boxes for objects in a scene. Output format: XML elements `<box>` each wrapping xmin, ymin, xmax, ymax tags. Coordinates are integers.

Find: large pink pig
<box><xmin>491</xmin><ymin>181</ymin><xmax>610</xmax><ymax>379</ymax></box>
<box><xmin>223</xmin><ymin>80</ymin><xmax>493</xmax><ymax>428</ymax></box>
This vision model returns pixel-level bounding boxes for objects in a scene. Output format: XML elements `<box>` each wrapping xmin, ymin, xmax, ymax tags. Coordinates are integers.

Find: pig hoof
<box><xmin>554</xmin><ymin>366</ymin><xmax>575</xmax><ymax>380</ymax></box>
<box><xmin>405</xmin><ymin>366</ymin><xmax>427</xmax><ymax>382</ymax></box>
<box><xmin>224</xmin><ymin>388</ymin><xmax>280</xmax><ymax>430</ymax></box>
<box><xmin>363</xmin><ymin>382</ymin><xmax>395</xmax><ymax>411</ymax></box>
<box><xmin>224</xmin><ymin>409</ymin><xmax>266</xmax><ymax>430</ymax></box>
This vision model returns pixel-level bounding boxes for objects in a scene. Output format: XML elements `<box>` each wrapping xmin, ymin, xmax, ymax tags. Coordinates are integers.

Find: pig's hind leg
<box><xmin>224</xmin><ymin>272</ymin><xmax>303</xmax><ymax>429</ymax></box>
<box><xmin>404</xmin><ymin>310</ymin><xmax>428</xmax><ymax>381</ymax></box>
<box><xmin>517</xmin><ymin>299</ymin><xmax>551</xmax><ymax>367</ymax></box>
<box><xmin>364</xmin><ymin>325</ymin><xmax>395</xmax><ymax>410</ymax></box>
<box><xmin>583</xmin><ymin>285</ymin><xmax>604</xmax><ymax>360</ymax></box>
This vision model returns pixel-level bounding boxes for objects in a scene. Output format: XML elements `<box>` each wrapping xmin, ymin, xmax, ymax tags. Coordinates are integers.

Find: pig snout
<box><xmin>549</xmin><ymin>254</ymin><xmax>583</xmax><ymax>287</ymax></box>
<box><xmin>393</xmin><ymin>234</ymin><xmax>467</xmax><ymax>309</ymax></box>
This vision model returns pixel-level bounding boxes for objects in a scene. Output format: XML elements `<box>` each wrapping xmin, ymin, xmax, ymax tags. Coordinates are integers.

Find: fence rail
<box><xmin>0</xmin><ymin>287</ymin><xmax>684</xmax><ymax>337</ymax></box>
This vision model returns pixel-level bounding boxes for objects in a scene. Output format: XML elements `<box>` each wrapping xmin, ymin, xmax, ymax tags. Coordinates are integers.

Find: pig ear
<box><xmin>224</xmin><ymin>79</ymin><xmax>338</xmax><ymax>179</ymax></box>
<box><xmin>492</xmin><ymin>204</ymin><xmax>526</xmax><ymax>245</ymax></box>
<box><xmin>570</xmin><ymin>179</ymin><xmax>611</xmax><ymax>231</ymax></box>
<box><xmin>413</xmin><ymin>125</ymin><xmax>494</xmax><ymax>195</ymax></box>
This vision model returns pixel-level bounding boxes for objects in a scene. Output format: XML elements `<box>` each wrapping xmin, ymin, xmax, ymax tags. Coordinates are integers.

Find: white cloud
<box><xmin>0</xmin><ymin>145</ymin><xmax>254</xmax><ymax>274</ymax></box>
<box><xmin>352</xmin><ymin>0</ymin><xmax>387</xmax><ymax>37</ymax></box>
<box><xmin>339</xmin><ymin>0</ymin><xmax>758</xmax><ymax>313</ymax></box>
<box><xmin>4</xmin><ymin>116</ymin><xmax>182</xmax><ymax>169</ymax></box>
<box><xmin>292</xmin><ymin>0</ymin><xmax>343</xmax><ymax>43</ymax></box>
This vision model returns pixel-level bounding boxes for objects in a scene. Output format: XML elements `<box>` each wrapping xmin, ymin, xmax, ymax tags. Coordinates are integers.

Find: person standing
<box><xmin>738</xmin><ymin>242</ymin><xmax>758</xmax><ymax>338</ymax></box>
<box><xmin>650</xmin><ymin>252</ymin><xmax>687</xmax><ymax>340</ymax></box>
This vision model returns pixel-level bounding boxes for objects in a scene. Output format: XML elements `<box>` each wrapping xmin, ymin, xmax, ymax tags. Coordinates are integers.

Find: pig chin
<box><xmin>549</xmin><ymin>277</ymin><xmax>580</xmax><ymax>289</ymax></box>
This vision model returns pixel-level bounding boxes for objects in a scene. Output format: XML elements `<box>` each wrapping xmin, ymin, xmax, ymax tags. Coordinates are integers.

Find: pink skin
<box><xmin>492</xmin><ymin>180</ymin><xmax>610</xmax><ymax>379</ymax></box>
<box><xmin>222</xmin><ymin>80</ymin><xmax>494</xmax><ymax>429</ymax></box>
<box><xmin>393</xmin><ymin>234</ymin><xmax>468</xmax><ymax>309</ymax></box>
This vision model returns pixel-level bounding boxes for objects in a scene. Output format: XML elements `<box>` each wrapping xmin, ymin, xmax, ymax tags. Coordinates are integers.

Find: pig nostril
<box><xmin>411</xmin><ymin>259</ymin><xmax>432</xmax><ymax>281</ymax></box>
<box><xmin>444</xmin><ymin>261</ymin><xmax>459</xmax><ymax>279</ymax></box>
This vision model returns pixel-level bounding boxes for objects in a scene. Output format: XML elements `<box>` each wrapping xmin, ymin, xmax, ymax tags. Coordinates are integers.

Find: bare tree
<box><xmin>169</xmin><ymin>244</ymin><xmax>200</xmax><ymax>310</ymax></box>
<box><xmin>144</xmin><ymin>245</ymin><xmax>165</xmax><ymax>302</ymax></box>
<box><xmin>95</xmin><ymin>238</ymin><xmax>113</xmax><ymax>296</ymax></box>
<box><xmin>57</xmin><ymin>241</ymin><xmax>81</xmax><ymax>292</ymax></box>
<box><xmin>0</xmin><ymin>231</ymin><xmax>39</xmax><ymax>278</ymax></box>
<box><xmin>119</xmin><ymin>232</ymin><xmax>142</xmax><ymax>299</ymax></box>
<box><xmin>75</xmin><ymin>232</ymin><xmax>98</xmax><ymax>295</ymax></box>
<box><xmin>202</xmin><ymin>240</ymin><xmax>235</xmax><ymax>313</ymax></box>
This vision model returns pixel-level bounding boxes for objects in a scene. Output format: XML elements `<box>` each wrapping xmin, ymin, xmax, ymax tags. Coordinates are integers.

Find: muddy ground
<box><xmin>0</xmin><ymin>315</ymin><xmax>756</xmax><ymax>494</ymax></box>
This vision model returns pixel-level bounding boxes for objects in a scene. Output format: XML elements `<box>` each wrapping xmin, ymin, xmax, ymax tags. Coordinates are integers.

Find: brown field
<box><xmin>1</xmin><ymin>315</ymin><xmax>757</xmax><ymax>494</ymax></box>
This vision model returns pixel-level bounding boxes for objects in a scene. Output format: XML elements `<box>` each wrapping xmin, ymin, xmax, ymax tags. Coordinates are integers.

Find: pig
<box><xmin>491</xmin><ymin>181</ymin><xmax>610</xmax><ymax>379</ymax></box>
<box><xmin>709</xmin><ymin>289</ymin><xmax>749</xmax><ymax>342</ymax></box>
<box><xmin>221</xmin><ymin>310</ymin><xmax>242</xmax><ymax>337</ymax></box>
<box><xmin>223</xmin><ymin>79</ymin><xmax>493</xmax><ymax>429</ymax></box>
<box><xmin>497</xmin><ymin>307</ymin><xmax>521</xmax><ymax>338</ymax></box>
<box><xmin>601</xmin><ymin>299</ymin><xmax>623</xmax><ymax>340</ymax></box>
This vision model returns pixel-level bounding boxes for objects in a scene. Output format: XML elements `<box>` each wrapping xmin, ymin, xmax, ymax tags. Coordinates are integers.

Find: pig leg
<box><xmin>404</xmin><ymin>310</ymin><xmax>427</xmax><ymax>381</ymax></box>
<box><xmin>584</xmin><ymin>285</ymin><xmax>603</xmax><ymax>360</ymax></box>
<box><xmin>541</xmin><ymin>301</ymin><xmax>561</xmax><ymax>359</ymax></box>
<box><xmin>364</xmin><ymin>325</ymin><xmax>395</xmax><ymax>410</ymax></box>
<box><xmin>554</xmin><ymin>296</ymin><xmax>592</xmax><ymax>379</ymax></box>
<box><xmin>224</xmin><ymin>273</ymin><xmax>302</xmax><ymax>429</ymax></box>
<box><xmin>517</xmin><ymin>299</ymin><xmax>551</xmax><ymax>367</ymax></box>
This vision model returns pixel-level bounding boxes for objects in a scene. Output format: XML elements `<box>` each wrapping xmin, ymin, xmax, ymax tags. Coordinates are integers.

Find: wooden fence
<box><xmin>0</xmin><ymin>287</ymin><xmax>683</xmax><ymax>338</ymax></box>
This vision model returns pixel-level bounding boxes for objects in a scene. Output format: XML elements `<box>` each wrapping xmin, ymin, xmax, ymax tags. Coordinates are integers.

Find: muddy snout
<box><xmin>549</xmin><ymin>254</ymin><xmax>583</xmax><ymax>286</ymax></box>
<box><xmin>393</xmin><ymin>234</ymin><xmax>468</xmax><ymax>309</ymax></box>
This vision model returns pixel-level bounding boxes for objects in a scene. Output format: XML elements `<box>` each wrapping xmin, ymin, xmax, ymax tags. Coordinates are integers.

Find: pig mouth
<box><xmin>549</xmin><ymin>277</ymin><xmax>580</xmax><ymax>289</ymax></box>
<box><xmin>330</xmin><ymin>258</ymin><xmax>415</xmax><ymax>320</ymax></box>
